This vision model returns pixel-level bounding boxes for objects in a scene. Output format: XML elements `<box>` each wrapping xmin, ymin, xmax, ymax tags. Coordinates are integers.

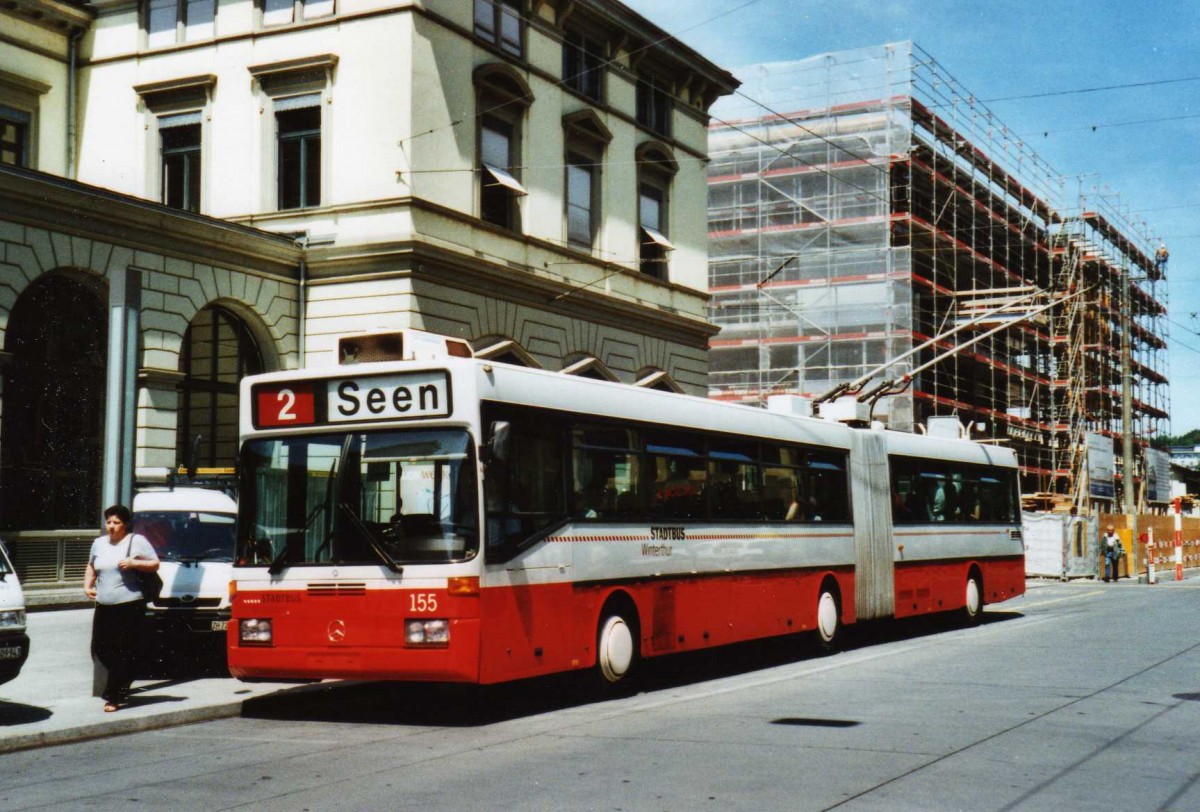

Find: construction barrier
<box><xmin>1099</xmin><ymin>512</ymin><xmax>1200</xmax><ymax>581</ymax></box>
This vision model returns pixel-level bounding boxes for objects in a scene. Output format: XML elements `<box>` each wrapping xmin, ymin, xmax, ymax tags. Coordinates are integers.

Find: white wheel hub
<box><xmin>817</xmin><ymin>591</ymin><xmax>839</xmax><ymax>643</ymax></box>
<box><xmin>598</xmin><ymin>616</ymin><xmax>633</xmax><ymax>682</ymax></box>
<box><xmin>965</xmin><ymin>578</ymin><xmax>982</xmax><ymax>617</ymax></box>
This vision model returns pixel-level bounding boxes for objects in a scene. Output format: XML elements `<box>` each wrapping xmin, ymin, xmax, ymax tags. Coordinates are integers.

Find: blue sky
<box><xmin>624</xmin><ymin>0</ymin><xmax>1200</xmax><ymax>433</ymax></box>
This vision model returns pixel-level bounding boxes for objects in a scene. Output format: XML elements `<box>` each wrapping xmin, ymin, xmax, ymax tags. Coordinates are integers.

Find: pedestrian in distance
<box><xmin>82</xmin><ymin>504</ymin><xmax>160</xmax><ymax>712</ymax></box>
<box><xmin>1101</xmin><ymin>524</ymin><xmax>1124</xmax><ymax>583</ymax></box>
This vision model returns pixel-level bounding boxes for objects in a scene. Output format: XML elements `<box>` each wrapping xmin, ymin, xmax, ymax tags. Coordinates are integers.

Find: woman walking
<box><xmin>83</xmin><ymin>504</ymin><xmax>159</xmax><ymax>712</ymax></box>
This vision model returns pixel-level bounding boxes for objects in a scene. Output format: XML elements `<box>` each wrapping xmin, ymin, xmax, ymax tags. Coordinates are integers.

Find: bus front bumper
<box><xmin>228</xmin><ymin>617</ymin><xmax>481</xmax><ymax>683</ymax></box>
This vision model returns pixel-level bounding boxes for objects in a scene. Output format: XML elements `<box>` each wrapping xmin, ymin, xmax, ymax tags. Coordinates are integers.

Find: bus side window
<box><xmin>931</xmin><ymin>478</ymin><xmax>956</xmax><ymax>522</ymax></box>
<box><xmin>651</xmin><ymin>455</ymin><xmax>705</xmax><ymax>520</ymax></box>
<box><xmin>761</xmin><ymin>464</ymin><xmax>798</xmax><ymax>521</ymax></box>
<box><xmin>959</xmin><ymin>482</ymin><xmax>980</xmax><ymax>520</ymax></box>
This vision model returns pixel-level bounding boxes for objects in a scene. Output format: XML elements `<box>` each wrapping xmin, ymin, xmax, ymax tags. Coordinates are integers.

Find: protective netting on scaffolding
<box><xmin>706</xmin><ymin>42</ymin><xmax>1169</xmax><ymax>498</ymax></box>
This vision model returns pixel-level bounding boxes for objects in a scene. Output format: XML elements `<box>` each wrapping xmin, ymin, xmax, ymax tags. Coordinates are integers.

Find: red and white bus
<box><xmin>228</xmin><ymin>331</ymin><xmax>1025</xmax><ymax>686</ymax></box>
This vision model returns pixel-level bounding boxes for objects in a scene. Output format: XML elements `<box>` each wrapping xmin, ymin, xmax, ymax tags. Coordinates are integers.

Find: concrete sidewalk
<box><xmin>0</xmin><ymin>608</ymin><xmax>319</xmax><ymax>754</ymax></box>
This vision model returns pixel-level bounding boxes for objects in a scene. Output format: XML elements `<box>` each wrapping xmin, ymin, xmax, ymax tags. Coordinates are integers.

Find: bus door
<box><xmin>479</xmin><ymin>416</ymin><xmax>575</xmax><ymax>680</ymax></box>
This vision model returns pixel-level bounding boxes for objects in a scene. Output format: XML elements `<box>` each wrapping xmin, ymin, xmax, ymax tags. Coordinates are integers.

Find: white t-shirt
<box><xmin>89</xmin><ymin>533</ymin><xmax>158</xmax><ymax>606</ymax></box>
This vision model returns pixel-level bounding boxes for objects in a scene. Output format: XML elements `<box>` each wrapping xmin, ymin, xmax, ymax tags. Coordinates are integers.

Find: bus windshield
<box><xmin>237</xmin><ymin>429</ymin><xmax>478</xmax><ymax>568</ymax></box>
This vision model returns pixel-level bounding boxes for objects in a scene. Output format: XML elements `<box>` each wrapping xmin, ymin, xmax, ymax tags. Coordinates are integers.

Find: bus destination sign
<box><xmin>253</xmin><ymin>371</ymin><xmax>451</xmax><ymax>428</ymax></box>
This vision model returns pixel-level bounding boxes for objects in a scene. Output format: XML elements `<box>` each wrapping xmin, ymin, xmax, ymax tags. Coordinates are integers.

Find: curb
<box><xmin>0</xmin><ymin>701</ymin><xmax>245</xmax><ymax>755</ymax></box>
<box><xmin>24</xmin><ymin>590</ymin><xmax>93</xmax><ymax>612</ymax></box>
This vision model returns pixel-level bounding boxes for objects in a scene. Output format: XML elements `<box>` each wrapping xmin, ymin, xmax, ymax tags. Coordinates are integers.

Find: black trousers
<box><xmin>92</xmin><ymin>600</ymin><xmax>145</xmax><ymax>702</ymax></box>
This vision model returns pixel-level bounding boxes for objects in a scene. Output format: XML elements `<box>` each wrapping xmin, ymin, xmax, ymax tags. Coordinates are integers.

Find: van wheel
<box><xmin>596</xmin><ymin>610</ymin><xmax>638</xmax><ymax>689</ymax></box>
<box><xmin>816</xmin><ymin>585</ymin><xmax>841</xmax><ymax>651</ymax></box>
<box><xmin>963</xmin><ymin>571</ymin><xmax>983</xmax><ymax>625</ymax></box>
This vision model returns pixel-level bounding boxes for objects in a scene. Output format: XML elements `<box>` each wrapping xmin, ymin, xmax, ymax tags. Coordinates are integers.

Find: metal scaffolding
<box><xmin>706</xmin><ymin>43</ymin><xmax>1169</xmax><ymax>501</ymax></box>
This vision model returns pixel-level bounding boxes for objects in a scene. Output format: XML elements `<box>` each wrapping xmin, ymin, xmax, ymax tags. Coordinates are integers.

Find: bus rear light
<box><xmin>447</xmin><ymin>576</ymin><xmax>479</xmax><ymax>596</ymax></box>
<box><xmin>405</xmin><ymin>619</ymin><xmax>450</xmax><ymax>646</ymax></box>
<box><xmin>240</xmin><ymin>618</ymin><xmax>273</xmax><ymax>646</ymax></box>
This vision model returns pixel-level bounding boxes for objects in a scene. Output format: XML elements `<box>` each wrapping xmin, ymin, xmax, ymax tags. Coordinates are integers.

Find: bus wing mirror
<box><xmin>483</xmin><ymin>421</ymin><xmax>511</xmax><ymax>465</ymax></box>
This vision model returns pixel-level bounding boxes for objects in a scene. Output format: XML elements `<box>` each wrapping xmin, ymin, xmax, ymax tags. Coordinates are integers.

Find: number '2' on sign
<box><xmin>257</xmin><ymin>384</ymin><xmax>316</xmax><ymax>427</ymax></box>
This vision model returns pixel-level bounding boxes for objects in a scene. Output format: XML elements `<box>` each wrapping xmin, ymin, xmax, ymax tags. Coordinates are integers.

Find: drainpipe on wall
<box><xmin>67</xmin><ymin>28</ymin><xmax>82</xmax><ymax>178</ymax></box>
<box><xmin>295</xmin><ymin>235</ymin><xmax>308</xmax><ymax>368</ymax></box>
<box><xmin>298</xmin><ymin>257</ymin><xmax>307</xmax><ymax>368</ymax></box>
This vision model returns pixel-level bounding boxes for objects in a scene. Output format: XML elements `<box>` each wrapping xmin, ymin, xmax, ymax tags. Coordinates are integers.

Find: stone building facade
<box><xmin>0</xmin><ymin>0</ymin><xmax>736</xmax><ymax>582</ymax></box>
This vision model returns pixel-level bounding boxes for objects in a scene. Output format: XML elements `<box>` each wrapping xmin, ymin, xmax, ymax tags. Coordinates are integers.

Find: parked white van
<box><xmin>131</xmin><ymin>485</ymin><xmax>237</xmax><ymax>666</ymax></box>
<box><xmin>0</xmin><ymin>539</ymin><xmax>29</xmax><ymax>685</ymax></box>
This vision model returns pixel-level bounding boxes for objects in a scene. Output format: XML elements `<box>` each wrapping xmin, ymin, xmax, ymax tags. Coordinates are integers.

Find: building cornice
<box><xmin>545</xmin><ymin>0</ymin><xmax>740</xmax><ymax>106</ymax></box>
<box><xmin>0</xmin><ymin>166</ymin><xmax>301</xmax><ymax>280</ymax></box>
<box><xmin>230</xmin><ymin>193</ymin><xmax>711</xmax><ymax>301</ymax></box>
<box><xmin>2</xmin><ymin>0</ymin><xmax>93</xmax><ymax>34</ymax></box>
<box><xmin>282</xmin><ymin>197</ymin><xmax>717</xmax><ymax>346</ymax></box>
<box><xmin>306</xmin><ymin>239</ymin><xmax>719</xmax><ymax>347</ymax></box>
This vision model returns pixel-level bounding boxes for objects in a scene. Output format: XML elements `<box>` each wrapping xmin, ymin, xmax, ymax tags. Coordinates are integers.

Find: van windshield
<box><xmin>132</xmin><ymin>511</ymin><xmax>237</xmax><ymax>562</ymax></box>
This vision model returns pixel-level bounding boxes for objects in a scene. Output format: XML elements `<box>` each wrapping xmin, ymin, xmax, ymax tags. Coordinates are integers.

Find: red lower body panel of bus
<box><xmin>229</xmin><ymin>567</ymin><xmax>856</xmax><ymax>684</ymax></box>
<box><xmin>893</xmin><ymin>555</ymin><xmax>1025</xmax><ymax>619</ymax></box>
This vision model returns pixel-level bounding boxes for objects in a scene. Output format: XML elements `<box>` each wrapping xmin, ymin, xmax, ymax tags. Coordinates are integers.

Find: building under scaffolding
<box><xmin>706</xmin><ymin>43</ymin><xmax>1169</xmax><ymax>505</ymax></box>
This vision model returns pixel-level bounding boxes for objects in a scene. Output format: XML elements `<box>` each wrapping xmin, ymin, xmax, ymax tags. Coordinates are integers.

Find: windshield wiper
<box><xmin>269</xmin><ymin>458</ymin><xmax>338</xmax><ymax>575</ymax></box>
<box><xmin>338</xmin><ymin>502</ymin><xmax>403</xmax><ymax>574</ymax></box>
<box><xmin>267</xmin><ymin>543</ymin><xmax>291</xmax><ymax>575</ymax></box>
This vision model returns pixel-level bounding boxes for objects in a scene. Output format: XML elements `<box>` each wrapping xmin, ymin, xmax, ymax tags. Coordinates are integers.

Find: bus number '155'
<box><xmin>410</xmin><ymin>594</ymin><xmax>438</xmax><ymax>612</ymax></box>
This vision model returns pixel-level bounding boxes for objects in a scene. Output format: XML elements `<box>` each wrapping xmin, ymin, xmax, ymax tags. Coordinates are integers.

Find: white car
<box><xmin>132</xmin><ymin>487</ymin><xmax>237</xmax><ymax>662</ymax></box>
<box><xmin>0</xmin><ymin>540</ymin><xmax>29</xmax><ymax>685</ymax></box>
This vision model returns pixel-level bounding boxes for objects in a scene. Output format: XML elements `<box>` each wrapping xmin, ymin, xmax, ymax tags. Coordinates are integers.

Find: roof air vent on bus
<box><xmin>337</xmin><ymin>329</ymin><xmax>473</xmax><ymax>364</ymax></box>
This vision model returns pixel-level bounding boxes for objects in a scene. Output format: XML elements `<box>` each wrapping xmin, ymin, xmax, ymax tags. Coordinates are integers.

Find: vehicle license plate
<box><xmin>0</xmin><ymin>645</ymin><xmax>22</xmax><ymax>660</ymax></box>
<box><xmin>211</xmin><ymin>620</ymin><xmax>229</xmax><ymax>632</ymax></box>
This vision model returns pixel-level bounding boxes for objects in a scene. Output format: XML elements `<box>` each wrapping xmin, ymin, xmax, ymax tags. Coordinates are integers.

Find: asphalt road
<box><xmin>2</xmin><ymin>580</ymin><xmax>1198</xmax><ymax>811</ymax></box>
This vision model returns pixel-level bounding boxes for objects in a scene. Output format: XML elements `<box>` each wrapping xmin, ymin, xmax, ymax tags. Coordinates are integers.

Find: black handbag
<box><xmin>127</xmin><ymin>535</ymin><xmax>163</xmax><ymax>602</ymax></box>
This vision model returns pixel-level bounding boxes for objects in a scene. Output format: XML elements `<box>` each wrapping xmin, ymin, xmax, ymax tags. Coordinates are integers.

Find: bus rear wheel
<box><xmin>596</xmin><ymin>611</ymin><xmax>637</xmax><ymax>689</ymax></box>
<box><xmin>816</xmin><ymin>585</ymin><xmax>841</xmax><ymax>651</ymax></box>
<box><xmin>962</xmin><ymin>571</ymin><xmax>983</xmax><ymax>625</ymax></box>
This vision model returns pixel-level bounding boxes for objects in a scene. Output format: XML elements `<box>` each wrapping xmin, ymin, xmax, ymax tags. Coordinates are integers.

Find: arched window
<box><xmin>1</xmin><ymin>274</ymin><xmax>107</xmax><ymax>530</ymax></box>
<box><xmin>176</xmin><ymin>305</ymin><xmax>263</xmax><ymax>470</ymax></box>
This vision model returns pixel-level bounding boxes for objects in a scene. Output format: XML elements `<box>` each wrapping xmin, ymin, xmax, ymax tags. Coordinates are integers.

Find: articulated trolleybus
<box><xmin>229</xmin><ymin>330</ymin><xmax>1025</xmax><ymax>686</ymax></box>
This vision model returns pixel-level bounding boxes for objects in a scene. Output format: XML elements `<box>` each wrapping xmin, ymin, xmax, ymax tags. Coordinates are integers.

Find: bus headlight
<box><xmin>0</xmin><ymin>609</ymin><xmax>25</xmax><ymax>631</ymax></box>
<box><xmin>239</xmin><ymin>618</ymin><xmax>273</xmax><ymax>646</ymax></box>
<box><xmin>405</xmin><ymin>619</ymin><xmax>449</xmax><ymax>646</ymax></box>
